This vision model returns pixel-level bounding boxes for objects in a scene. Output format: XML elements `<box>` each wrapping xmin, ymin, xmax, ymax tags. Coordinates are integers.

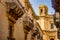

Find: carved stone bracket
<box><xmin>6</xmin><ymin>1</ymin><xmax>25</xmax><ymax>40</ymax></box>
<box><xmin>23</xmin><ymin>16</ymin><xmax>34</xmax><ymax>33</ymax></box>
<box><xmin>23</xmin><ymin>16</ymin><xmax>34</xmax><ymax>40</ymax></box>
<box><xmin>32</xmin><ymin>28</ymin><xmax>38</xmax><ymax>37</ymax></box>
<box><xmin>6</xmin><ymin>1</ymin><xmax>24</xmax><ymax>19</ymax></box>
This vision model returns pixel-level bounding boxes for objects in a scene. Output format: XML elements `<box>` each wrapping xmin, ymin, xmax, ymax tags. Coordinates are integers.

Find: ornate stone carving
<box><xmin>6</xmin><ymin>1</ymin><xmax>25</xmax><ymax>40</ymax></box>
<box><xmin>23</xmin><ymin>16</ymin><xmax>34</xmax><ymax>32</ymax></box>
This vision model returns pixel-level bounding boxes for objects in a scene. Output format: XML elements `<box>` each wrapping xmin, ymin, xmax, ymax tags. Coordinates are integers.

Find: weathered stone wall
<box><xmin>0</xmin><ymin>0</ymin><xmax>9</xmax><ymax>40</ymax></box>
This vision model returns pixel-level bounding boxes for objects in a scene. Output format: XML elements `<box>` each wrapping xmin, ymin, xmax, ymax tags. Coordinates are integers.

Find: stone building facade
<box><xmin>0</xmin><ymin>0</ymin><xmax>43</xmax><ymax>40</ymax></box>
<box><xmin>36</xmin><ymin>5</ymin><xmax>58</xmax><ymax>40</ymax></box>
<box><xmin>0</xmin><ymin>0</ymin><xmax>58</xmax><ymax>40</ymax></box>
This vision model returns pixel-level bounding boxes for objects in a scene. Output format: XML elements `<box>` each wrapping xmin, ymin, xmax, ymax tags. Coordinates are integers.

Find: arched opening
<box><xmin>50</xmin><ymin>38</ymin><xmax>54</xmax><ymax>40</ymax></box>
<box><xmin>40</xmin><ymin>9</ymin><xmax>43</xmax><ymax>13</ymax></box>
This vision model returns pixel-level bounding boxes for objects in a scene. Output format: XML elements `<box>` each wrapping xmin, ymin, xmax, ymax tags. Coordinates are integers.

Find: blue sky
<box><xmin>29</xmin><ymin>0</ymin><xmax>55</xmax><ymax>15</ymax></box>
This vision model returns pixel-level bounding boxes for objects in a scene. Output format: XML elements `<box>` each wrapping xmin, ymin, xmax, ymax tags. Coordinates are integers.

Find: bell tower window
<box><xmin>40</xmin><ymin>9</ymin><xmax>43</xmax><ymax>13</ymax></box>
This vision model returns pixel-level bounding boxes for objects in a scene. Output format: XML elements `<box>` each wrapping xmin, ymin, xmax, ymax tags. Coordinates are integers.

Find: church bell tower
<box><xmin>38</xmin><ymin>5</ymin><xmax>48</xmax><ymax>16</ymax></box>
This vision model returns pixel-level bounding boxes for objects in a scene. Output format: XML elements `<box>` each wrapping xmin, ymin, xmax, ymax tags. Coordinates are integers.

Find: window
<box><xmin>51</xmin><ymin>23</ymin><xmax>54</xmax><ymax>29</ymax></box>
<box><xmin>40</xmin><ymin>9</ymin><xmax>43</xmax><ymax>13</ymax></box>
<box><xmin>50</xmin><ymin>38</ymin><xmax>54</xmax><ymax>40</ymax></box>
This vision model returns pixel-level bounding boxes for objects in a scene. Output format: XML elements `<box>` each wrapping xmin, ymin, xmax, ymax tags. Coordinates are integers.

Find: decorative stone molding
<box><xmin>6</xmin><ymin>1</ymin><xmax>25</xmax><ymax>40</ymax></box>
<box><xmin>23</xmin><ymin>16</ymin><xmax>34</xmax><ymax>33</ymax></box>
<box><xmin>23</xmin><ymin>16</ymin><xmax>34</xmax><ymax>40</ymax></box>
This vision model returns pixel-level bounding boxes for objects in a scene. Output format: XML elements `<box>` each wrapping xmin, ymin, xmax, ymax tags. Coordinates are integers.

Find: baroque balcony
<box><xmin>23</xmin><ymin>16</ymin><xmax>34</xmax><ymax>33</ymax></box>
